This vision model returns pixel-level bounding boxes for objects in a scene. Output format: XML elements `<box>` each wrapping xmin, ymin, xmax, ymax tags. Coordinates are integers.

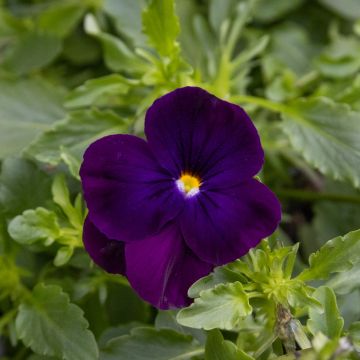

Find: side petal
<box><xmin>125</xmin><ymin>223</ymin><xmax>213</xmax><ymax>309</ymax></box>
<box><xmin>145</xmin><ymin>87</ymin><xmax>263</xmax><ymax>185</ymax></box>
<box><xmin>83</xmin><ymin>217</ymin><xmax>126</xmax><ymax>274</ymax></box>
<box><xmin>80</xmin><ymin>134</ymin><xmax>184</xmax><ymax>241</ymax></box>
<box><xmin>180</xmin><ymin>179</ymin><xmax>282</xmax><ymax>265</ymax></box>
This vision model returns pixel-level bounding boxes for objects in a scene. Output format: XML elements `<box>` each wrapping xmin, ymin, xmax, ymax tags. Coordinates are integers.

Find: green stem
<box><xmin>276</xmin><ymin>349</ymin><xmax>314</xmax><ymax>359</ymax></box>
<box><xmin>276</xmin><ymin>189</ymin><xmax>360</xmax><ymax>204</ymax></box>
<box><xmin>231</xmin><ymin>94</ymin><xmax>292</xmax><ymax>115</ymax></box>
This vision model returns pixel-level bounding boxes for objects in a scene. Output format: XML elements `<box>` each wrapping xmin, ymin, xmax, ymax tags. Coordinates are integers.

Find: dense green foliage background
<box><xmin>1</xmin><ymin>0</ymin><xmax>360</xmax><ymax>359</ymax></box>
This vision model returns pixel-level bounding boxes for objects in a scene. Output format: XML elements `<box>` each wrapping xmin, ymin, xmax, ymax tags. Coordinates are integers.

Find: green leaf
<box><xmin>297</xmin><ymin>229</ymin><xmax>360</xmax><ymax>281</ymax></box>
<box><xmin>307</xmin><ymin>286</ymin><xmax>344</xmax><ymax>338</ymax></box>
<box><xmin>142</xmin><ymin>0</ymin><xmax>180</xmax><ymax>56</ymax></box>
<box><xmin>282</xmin><ymin>97</ymin><xmax>360</xmax><ymax>188</ymax></box>
<box><xmin>349</xmin><ymin>321</ymin><xmax>360</xmax><ymax>348</ymax></box>
<box><xmin>8</xmin><ymin>207</ymin><xmax>60</xmax><ymax>246</ymax></box>
<box><xmin>0</xmin><ymin>77</ymin><xmax>65</xmax><ymax>158</ymax></box>
<box><xmin>26</xmin><ymin>109</ymin><xmax>128</xmax><ymax>166</ymax></box>
<box><xmin>103</xmin><ymin>0</ymin><xmax>146</xmax><ymax>46</ymax></box>
<box><xmin>84</xmin><ymin>14</ymin><xmax>147</xmax><ymax>73</ymax></box>
<box><xmin>100</xmin><ymin>327</ymin><xmax>203</xmax><ymax>360</ymax></box>
<box><xmin>327</xmin><ymin>264</ymin><xmax>360</xmax><ymax>295</ymax></box>
<box><xmin>177</xmin><ymin>282</ymin><xmax>252</xmax><ymax>331</ymax></box>
<box><xmin>15</xmin><ymin>284</ymin><xmax>98</xmax><ymax>360</ymax></box>
<box><xmin>319</xmin><ymin>0</ymin><xmax>360</xmax><ymax>20</ymax></box>
<box><xmin>4</xmin><ymin>32</ymin><xmax>62</xmax><ymax>75</ymax></box>
<box><xmin>0</xmin><ymin>158</ymin><xmax>52</xmax><ymax>218</ymax></box>
<box><xmin>254</xmin><ymin>0</ymin><xmax>304</xmax><ymax>23</ymax></box>
<box><xmin>205</xmin><ymin>330</ymin><xmax>253</xmax><ymax>360</ymax></box>
<box><xmin>65</xmin><ymin>74</ymin><xmax>130</xmax><ymax>109</ymax></box>
<box><xmin>37</xmin><ymin>2</ymin><xmax>85</xmax><ymax>38</ymax></box>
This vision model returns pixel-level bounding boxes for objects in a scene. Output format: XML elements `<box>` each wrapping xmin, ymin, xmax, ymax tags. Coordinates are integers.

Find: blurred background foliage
<box><xmin>1</xmin><ymin>0</ymin><xmax>360</xmax><ymax>359</ymax></box>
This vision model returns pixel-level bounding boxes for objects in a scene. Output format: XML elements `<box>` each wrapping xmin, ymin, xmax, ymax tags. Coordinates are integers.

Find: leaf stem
<box><xmin>231</xmin><ymin>94</ymin><xmax>292</xmax><ymax>115</ymax></box>
<box><xmin>276</xmin><ymin>189</ymin><xmax>360</xmax><ymax>204</ymax></box>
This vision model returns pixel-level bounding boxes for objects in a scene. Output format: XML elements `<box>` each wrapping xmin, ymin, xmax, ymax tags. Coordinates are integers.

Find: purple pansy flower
<box><xmin>80</xmin><ymin>87</ymin><xmax>281</xmax><ymax>309</ymax></box>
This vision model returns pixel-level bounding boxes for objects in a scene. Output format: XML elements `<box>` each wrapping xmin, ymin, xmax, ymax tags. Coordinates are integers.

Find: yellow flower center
<box><xmin>176</xmin><ymin>173</ymin><xmax>201</xmax><ymax>197</ymax></box>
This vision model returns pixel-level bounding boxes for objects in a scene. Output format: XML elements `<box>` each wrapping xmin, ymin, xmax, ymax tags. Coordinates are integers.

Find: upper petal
<box><xmin>180</xmin><ymin>179</ymin><xmax>282</xmax><ymax>265</ymax></box>
<box><xmin>125</xmin><ymin>223</ymin><xmax>213</xmax><ymax>309</ymax></box>
<box><xmin>83</xmin><ymin>216</ymin><xmax>126</xmax><ymax>274</ymax></box>
<box><xmin>80</xmin><ymin>134</ymin><xmax>184</xmax><ymax>241</ymax></box>
<box><xmin>145</xmin><ymin>87</ymin><xmax>263</xmax><ymax>185</ymax></box>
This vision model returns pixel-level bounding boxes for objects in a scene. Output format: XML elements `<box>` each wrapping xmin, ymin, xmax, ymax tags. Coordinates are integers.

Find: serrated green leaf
<box><xmin>142</xmin><ymin>0</ymin><xmax>180</xmax><ymax>56</ymax></box>
<box><xmin>282</xmin><ymin>98</ymin><xmax>360</xmax><ymax>188</ymax></box>
<box><xmin>8</xmin><ymin>207</ymin><xmax>60</xmax><ymax>246</ymax></box>
<box><xmin>177</xmin><ymin>282</ymin><xmax>252</xmax><ymax>331</ymax></box>
<box><xmin>205</xmin><ymin>330</ymin><xmax>254</xmax><ymax>360</ymax></box>
<box><xmin>26</xmin><ymin>109</ymin><xmax>128</xmax><ymax>166</ymax></box>
<box><xmin>15</xmin><ymin>284</ymin><xmax>98</xmax><ymax>360</ymax></box>
<box><xmin>0</xmin><ymin>158</ymin><xmax>52</xmax><ymax>218</ymax></box>
<box><xmin>100</xmin><ymin>327</ymin><xmax>203</xmax><ymax>360</ymax></box>
<box><xmin>65</xmin><ymin>74</ymin><xmax>130</xmax><ymax>109</ymax></box>
<box><xmin>0</xmin><ymin>78</ymin><xmax>65</xmax><ymax>158</ymax></box>
<box><xmin>188</xmin><ymin>263</ymin><xmax>246</xmax><ymax>299</ymax></box>
<box><xmin>307</xmin><ymin>286</ymin><xmax>344</xmax><ymax>338</ymax></box>
<box><xmin>297</xmin><ymin>229</ymin><xmax>360</xmax><ymax>281</ymax></box>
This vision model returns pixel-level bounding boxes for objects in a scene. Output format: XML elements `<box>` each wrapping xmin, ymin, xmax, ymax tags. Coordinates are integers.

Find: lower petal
<box><xmin>180</xmin><ymin>179</ymin><xmax>281</xmax><ymax>265</ymax></box>
<box><xmin>83</xmin><ymin>217</ymin><xmax>126</xmax><ymax>275</ymax></box>
<box><xmin>125</xmin><ymin>223</ymin><xmax>213</xmax><ymax>309</ymax></box>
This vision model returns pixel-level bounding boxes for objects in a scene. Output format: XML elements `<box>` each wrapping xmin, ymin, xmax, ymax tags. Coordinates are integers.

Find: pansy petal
<box><xmin>125</xmin><ymin>223</ymin><xmax>213</xmax><ymax>309</ymax></box>
<box><xmin>180</xmin><ymin>179</ymin><xmax>281</xmax><ymax>265</ymax></box>
<box><xmin>83</xmin><ymin>217</ymin><xmax>125</xmax><ymax>274</ymax></box>
<box><xmin>80</xmin><ymin>134</ymin><xmax>184</xmax><ymax>241</ymax></box>
<box><xmin>145</xmin><ymin>87</ymin><xmax>263</xmax><ymax>185</ymax></box>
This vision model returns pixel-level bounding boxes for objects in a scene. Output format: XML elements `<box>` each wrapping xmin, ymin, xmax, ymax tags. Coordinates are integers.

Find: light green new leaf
<box><xmin>8</xmin><ymin>207</ymin><xmax>60</xmax><ymax>246</ymax></box>
<box><xmin>100</xmin><ymin>327</ymin><xmax>202</xmax><ymax>360</ymax></box>
<box><xmin>26</xmin><ymin>109</ymin><xmax>128</xmax><ymax>166</ymax></box>
<box><xmin>15</xmin><ymin>284</ymin><xmax>98</xmax><ymax>360</ymax></box>
<box><xmin>52</xmin><ymin>174</ymin><xmax>83</xmax><ymax>229</ymax></box>
<box><xmin>282</xmin><ymin>97</ymin><xmax>360</xmax><ymax>188</ymax></box>
<box><xmin>65</xmin><ymin>74</ymin><xmax>130</xmax><ymax>108</ymax></box>
<box><xmin>307</xmin><ymin>286</ymin><xmax>344</xmax><ymax>338</ymax></box>
<box><xmin>177</xmin><ymin>282</ymin><xmax>252</xmax><ymax>330</ymax></box>
<box><xmin>0</xmin><ymin>78</ymin><xmax>65</xmax><ymax>158</ymax></box>
<box><xmin>205</xmin><ymin>330</ymin><xmax>254</xmax><ymax>360</ymax></box>
<box><xmin>142</xmin><ymin>0</ymin><xmax>180</xmax><ymax>56</ymax></box>
<box><xmin>297</xmin><ymin>229</ymin><xmax>360</xmax><ymax>281</ymax></box>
